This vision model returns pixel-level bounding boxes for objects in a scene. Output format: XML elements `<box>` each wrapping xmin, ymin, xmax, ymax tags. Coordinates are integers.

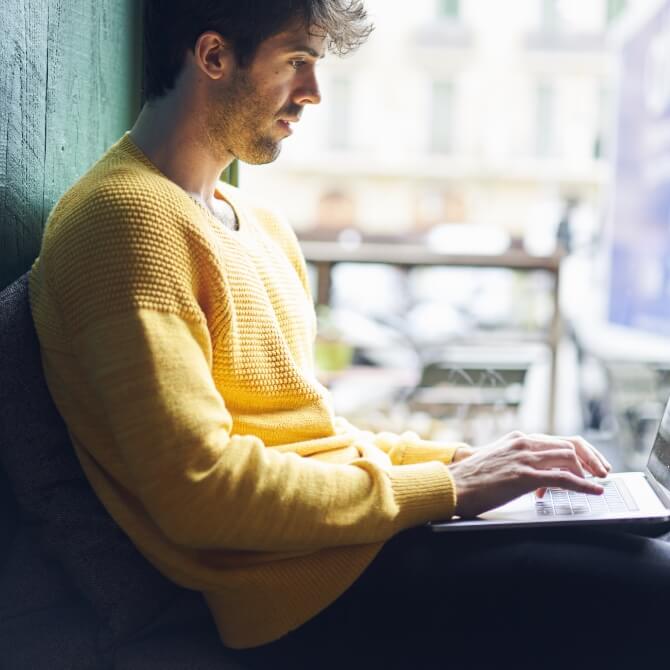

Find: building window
<box><xmin>606</xmin><ymin>0</ymin><xmax>627</xmax><ymax>25</ymax></box>
<box><xmin>594</xmin><ymin>84</ymin><xmax>611</xmax><ymax>159</ymax></box>
<box><xmin>540</xmin><ymin>0</ymin><xmax>560</xmax><ymax>34</ymax></box>
<box><xmin>438</xmin><ymin>0</ymin><xmax>460</xmax><ymax>20</ymax></box>
<box><xmin>329</xmin><ymin>77</ymin><xmax>352</xmax><ymax>150</ymax></box>
<box><xmin>535</xmin><ymin>81</ymin><xmax>556</xmax><ymax>157</ymax></box>
<box><xmin>431</xmin><ymin>81</ymin><xmax>455</xmax><ymax>154</ymax></box>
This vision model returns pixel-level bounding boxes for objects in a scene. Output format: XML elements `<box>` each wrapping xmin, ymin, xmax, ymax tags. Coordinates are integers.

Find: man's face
<box><xmin>206</xmin><ymin>23</ymin><xmax>325</xmax><ymax>165</ymax></box>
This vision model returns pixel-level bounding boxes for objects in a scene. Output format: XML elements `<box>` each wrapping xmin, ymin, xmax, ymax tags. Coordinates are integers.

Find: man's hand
<box><xmin>447</xmin><ymin>431</ymin><xmax>611</xmax><ymax>518</ymax></box>
<box><xmin>452</xmin><ymin>445</ymin><xmax>475</xmax><ymax>462</ymax></box>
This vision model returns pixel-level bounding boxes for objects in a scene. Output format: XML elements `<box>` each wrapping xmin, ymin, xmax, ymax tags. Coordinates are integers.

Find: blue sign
<box><xmin>609</xmin><ymin>2</ymin><xmax>670</xmax><ymax>336</ymax></box>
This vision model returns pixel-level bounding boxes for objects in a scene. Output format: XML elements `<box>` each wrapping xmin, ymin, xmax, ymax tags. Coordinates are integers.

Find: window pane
<box><xmin>438</xmin><ymin>0</ymin><xmax>460</xmax><ymax>19</ymax></box>
<box><xmin>607</xmin><ymin>0</ymin><xmax>627</xmax><ymax>24</ymax></box>
<box><xmin>329</xmin><ymin>77</ymin><xmax>352</xmax><ymax>150</ymax></box>
<box><xmin>535</xmin><ymin>81</ymin><xmax>555</xmax><ymax>157</ymax></box>
<box><xmin>431</xmin><ymin>81</ymin><xmax>454</xmax><ymax>153</ymax></box>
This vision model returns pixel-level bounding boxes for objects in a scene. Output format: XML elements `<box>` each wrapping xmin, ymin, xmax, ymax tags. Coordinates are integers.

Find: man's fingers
<box><xmin>524</xmin><ymin>435</ymin><xmax>578</xmax><ymax>453</ymax></box>
<box><xmin>526</xmin><ymin>433</ymin><xmax>611</xmax><ymax>477</ymax></box>
<box><xmin>570</xmin><ymin>436</ymin><xmax>611</xmax><ymax>476</ymax></box>
<box><xmin>537</xmin><ymin>470</ymin><xmax>605</xmax><ymax>495</ymax></box>
<box><xmin>530</xmin><ymin>449</ymin><xmax>586</xmax><ymax>479</ymax></box>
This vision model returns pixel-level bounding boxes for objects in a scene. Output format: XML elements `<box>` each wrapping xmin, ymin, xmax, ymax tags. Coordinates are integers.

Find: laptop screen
<box><xmin>647</xmin><ymin>398</ymin><xmax>670</xmax><ymax>491</ymax></box>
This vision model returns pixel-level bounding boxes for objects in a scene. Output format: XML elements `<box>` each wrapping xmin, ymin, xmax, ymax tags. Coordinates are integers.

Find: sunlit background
<box><xmin>241</xmin><ymin>0</ymin><xmax>670</xmax><ymax>468</ymax></box>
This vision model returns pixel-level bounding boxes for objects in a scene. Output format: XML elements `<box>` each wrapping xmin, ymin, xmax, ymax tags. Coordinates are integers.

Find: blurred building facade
<box><xmin>242</xmin><ymin>0</ymin><xmax>627</xmax><ymax>248</ymax></box>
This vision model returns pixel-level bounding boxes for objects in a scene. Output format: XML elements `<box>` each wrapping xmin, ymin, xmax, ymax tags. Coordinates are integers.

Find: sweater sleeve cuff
<box><xmin>388</xmin><ymin>461</ymin><xmax>457</xmax><ymax>530</ymax></box>
<box><xmin>399</xmin><ymin>440</ymin><xmax>470</xmax><ymax>465</ymax></box>
<box><xmin>374</xmin><ymin>430</ymin><xmax>469</xmax><ymax>466</ymax></box>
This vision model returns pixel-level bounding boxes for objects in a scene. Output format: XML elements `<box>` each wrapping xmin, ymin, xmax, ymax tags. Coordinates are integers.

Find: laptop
<box><xmin>429</xmin><ymin>394</ymin><xmax>670</xmax><ymax>532</ymax></box>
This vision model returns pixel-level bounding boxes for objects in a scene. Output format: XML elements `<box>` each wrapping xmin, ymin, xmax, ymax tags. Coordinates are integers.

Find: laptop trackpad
<box><xmin>479</xmin><ymin>493</ymin><xmax>538</xmax><ymax>522</ymax></box>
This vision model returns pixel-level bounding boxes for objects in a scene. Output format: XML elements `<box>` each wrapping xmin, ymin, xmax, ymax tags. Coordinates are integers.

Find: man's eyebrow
<box><xmin>286</xmin><ymin>45</ymin><xmax>326</xmax><ymax>59</ymax></box>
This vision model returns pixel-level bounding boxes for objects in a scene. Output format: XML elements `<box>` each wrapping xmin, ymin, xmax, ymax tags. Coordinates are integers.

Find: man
<box><xmin>28</xmin><ymin>1</ymin><xmax>670</xmax><ymax>666</ymax></box>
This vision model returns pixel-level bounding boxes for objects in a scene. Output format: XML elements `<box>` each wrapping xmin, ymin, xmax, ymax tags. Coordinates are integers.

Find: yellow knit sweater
<box><xmin>29</xmin><ymin>133</ymin><xmax>460</xmax><ymax>648</ymax></box>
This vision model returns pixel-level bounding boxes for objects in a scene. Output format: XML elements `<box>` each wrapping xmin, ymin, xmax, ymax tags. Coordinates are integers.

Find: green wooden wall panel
<box><xmin>0</xmin><ymin>0</ymin><xmax>141</xmax><ymax>289</ymax></box>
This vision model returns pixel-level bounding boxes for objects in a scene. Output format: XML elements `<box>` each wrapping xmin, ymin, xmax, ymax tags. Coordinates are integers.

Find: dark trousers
<box><xmin>219</xmin><ymin>525</ymin><xmax>670</xmax><ymax>669</ymax></box>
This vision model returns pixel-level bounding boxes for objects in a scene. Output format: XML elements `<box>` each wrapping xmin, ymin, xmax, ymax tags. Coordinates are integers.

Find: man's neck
<box><xmin>129</xmin><ymin>99</ymin><xmax>233</xmax><ymax>205</ymax></box>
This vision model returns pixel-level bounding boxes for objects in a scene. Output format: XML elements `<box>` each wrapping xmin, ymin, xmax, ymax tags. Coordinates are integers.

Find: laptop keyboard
<box><xmin>535</xmin><ymin>479</ymin><xmax>639</xmax><ymax>516</ymax></box>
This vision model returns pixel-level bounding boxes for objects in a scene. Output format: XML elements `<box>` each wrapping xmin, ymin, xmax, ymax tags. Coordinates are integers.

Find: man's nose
<box><xmin>293</xmin><ymin>71</ymin><xmax>321</xmax><ymax>106</ymax></box>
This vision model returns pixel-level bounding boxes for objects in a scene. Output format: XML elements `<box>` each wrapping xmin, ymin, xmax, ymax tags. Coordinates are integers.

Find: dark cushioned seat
<box><xmin>0</xmin><ymin>526</ymin><xmax>104</xmax><ymax>669</ymax></box>
<box><xmin>0</xmin><ymin>273</ymin><xmax>250</xmax><ymax>668</ymax></box>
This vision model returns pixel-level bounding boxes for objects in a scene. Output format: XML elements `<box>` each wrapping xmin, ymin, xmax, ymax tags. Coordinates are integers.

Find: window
<box><xmin>594</xmin><ymin>85</ymin><xmax>611</xmax><ymax>159</ymax></box>
<box><xmin>606</xmin><ymin>0</ymin><xmax>627</xmax><ymax>25</ymax></box>
<box><xmin>535</xmin><ymin>81</ymin><xmax>556</xmax><ymax>157</ymax></box>
<box><xmin>540</xmin><ymin>0</ymin><xmax>560</xmax><ymax>34</ymax></box>
<box><xmin>431</xmin><ymin>81</ymin><xmax>455</xmax><ymax>154</ymax></box>
<box><xmin>438</xmin><ymin>0</ymin><xmax>460</xmax><ymax>20</ymax></box>
<box><xmin>329</xmin><ymin>77</ymin><xmax>352</xmax><ymax>150</ymax></box>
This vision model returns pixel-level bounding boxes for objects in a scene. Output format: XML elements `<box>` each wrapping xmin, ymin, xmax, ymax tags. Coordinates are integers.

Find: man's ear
<box><xmin>192</xmin><ymin>31</ymin><xmax>235</xmax><ymax>82</ymax></box>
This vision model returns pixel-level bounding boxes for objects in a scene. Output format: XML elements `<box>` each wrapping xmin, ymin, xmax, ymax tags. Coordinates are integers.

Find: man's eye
<box><xmin>289</xmin><ymin>59</ymin><xmax>306</xmax><ymax>70</ymax></box>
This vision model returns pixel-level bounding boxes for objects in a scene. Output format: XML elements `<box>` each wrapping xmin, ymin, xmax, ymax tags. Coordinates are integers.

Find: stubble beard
<box><xmin>206</xmin><ymin>70</ymin><xmax>282</xmax><ymax>165</ymax></box>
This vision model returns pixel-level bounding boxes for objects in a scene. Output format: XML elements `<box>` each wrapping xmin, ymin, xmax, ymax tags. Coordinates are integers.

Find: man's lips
<box><xmin>276</xmin><ymin>119</ymin><xmax>297</xmax><ymax>135</ymax></box>
<box><xmin>276</xmin><ymin>120</ymin><xmax>292</xmax><ymax>135</ymax></box>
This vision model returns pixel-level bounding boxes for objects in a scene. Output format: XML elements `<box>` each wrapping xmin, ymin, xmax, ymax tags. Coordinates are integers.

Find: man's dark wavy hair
<box><xmin>142</xmin><ymin>0</ymin><xmax>373</xmax><ymax>101</ymax></box>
